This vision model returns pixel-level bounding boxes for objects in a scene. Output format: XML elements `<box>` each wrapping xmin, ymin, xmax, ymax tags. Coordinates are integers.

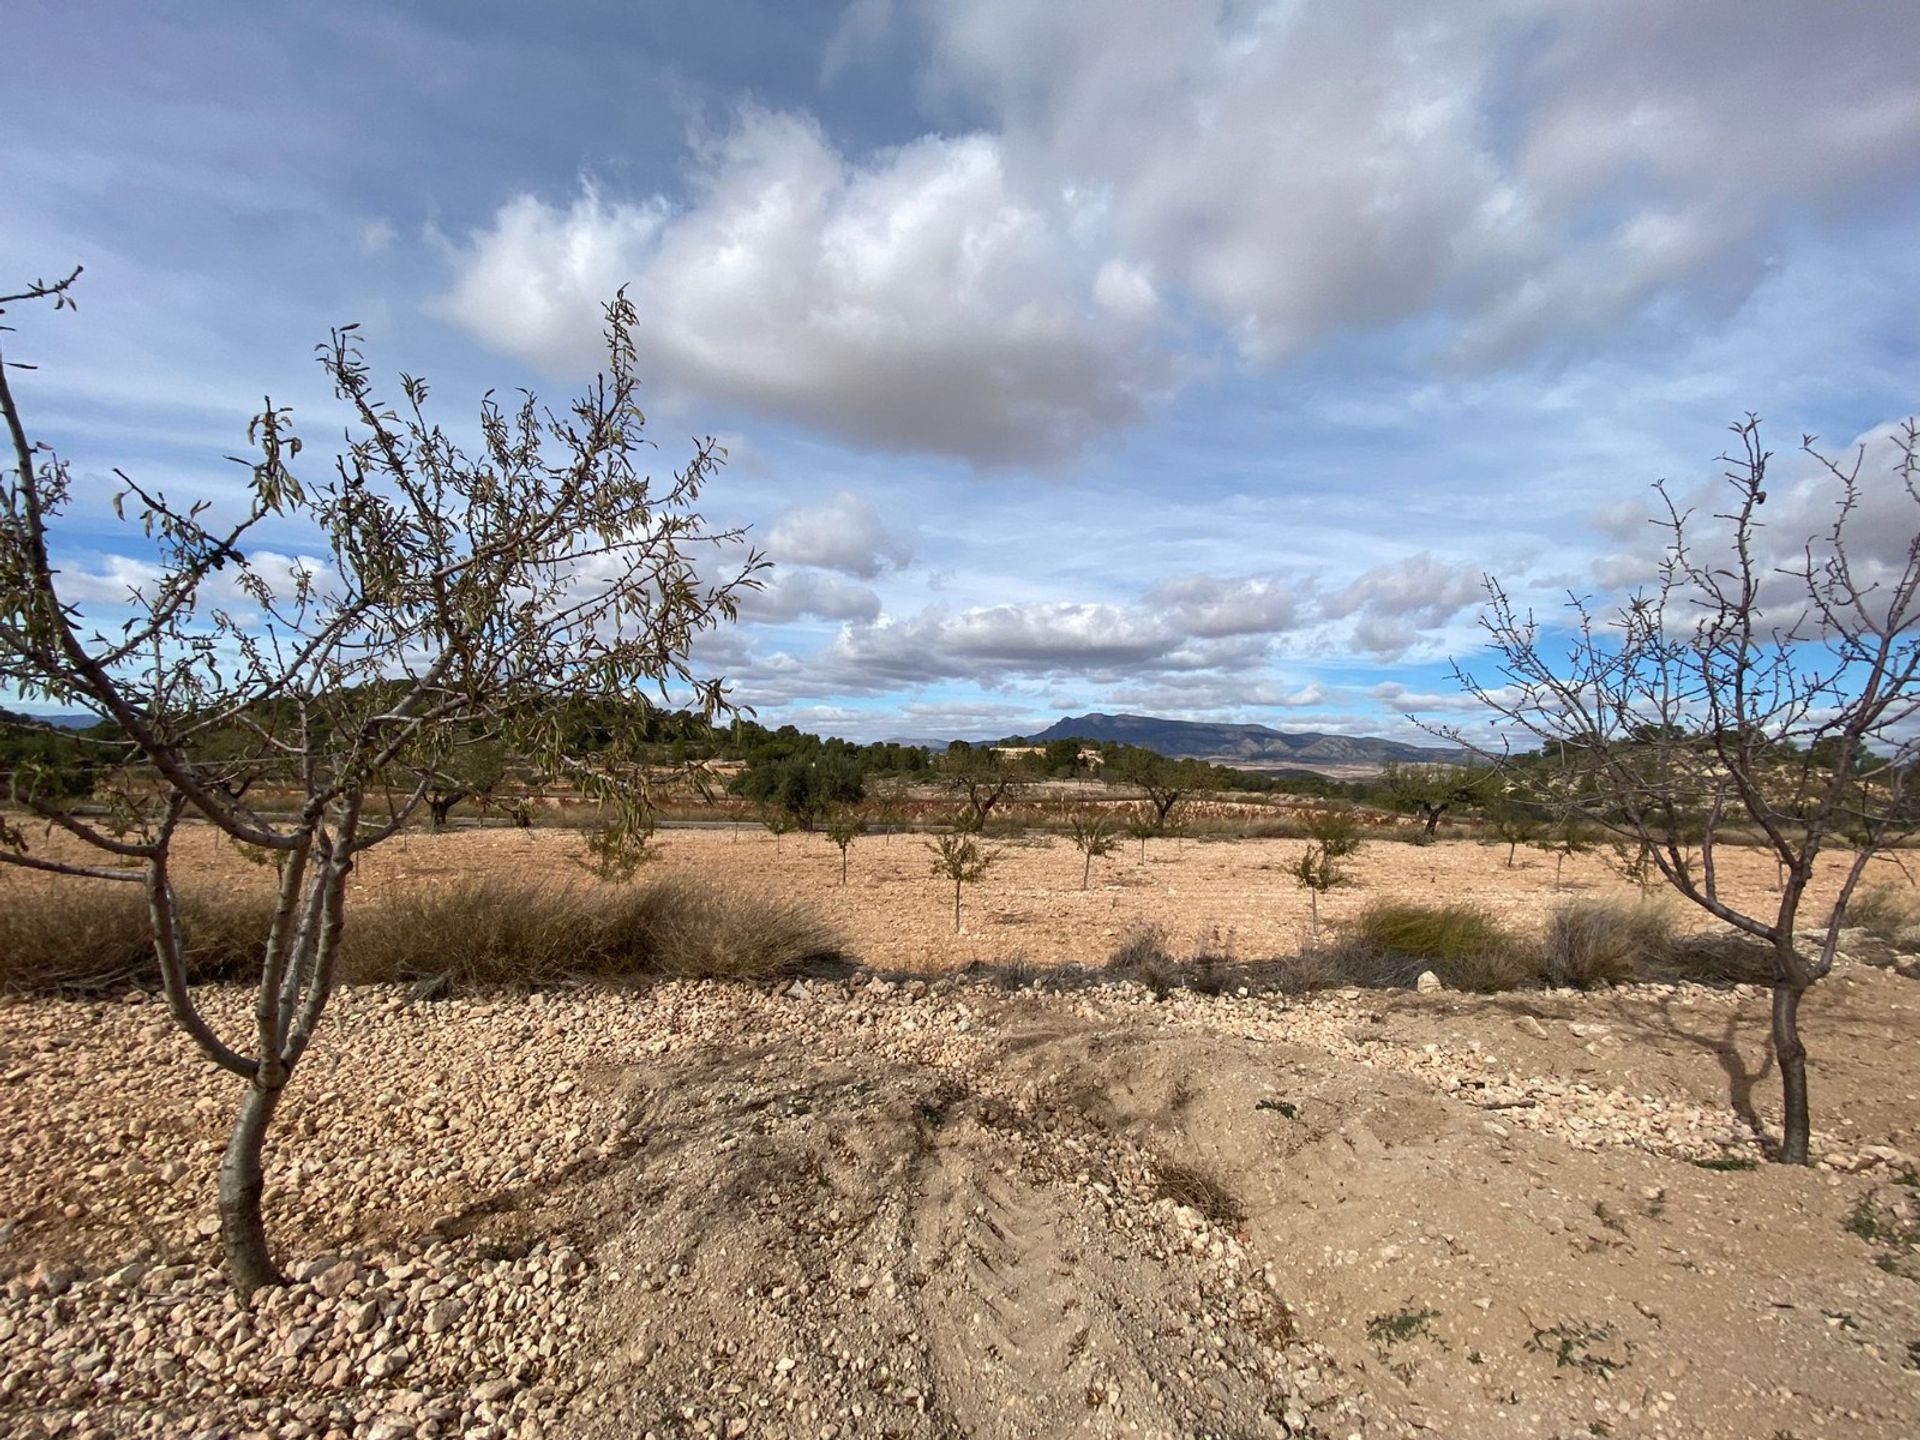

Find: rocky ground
<box><xmin>4</xmin><ymin>958</ymin><xmax>1919</xmax><ymax>1440</ymax></box>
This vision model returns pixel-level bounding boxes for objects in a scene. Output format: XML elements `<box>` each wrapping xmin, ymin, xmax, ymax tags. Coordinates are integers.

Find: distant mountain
<box><xmin>1027</xmin><ymin>712</ymin><xmax>1467</xmax><ymax>773</ymax></box>
<box><xmin>1</xmin><ymin>710</ymin><xmax>101</xmax><ymax>730</ymax></box>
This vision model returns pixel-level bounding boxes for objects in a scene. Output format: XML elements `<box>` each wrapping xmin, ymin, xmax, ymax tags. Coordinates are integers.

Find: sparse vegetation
<box><xmin>1349</xmin><ymin>901</ymin><xmax>1534</xmax><ymax>990</ymax></box>
<box><xmin>1847</xmin><ymin>883</ymin><xmax>1920</xmax><ymax>942</ymax></box>
<box><xmin>1366</xmin><ymin>1307</ymin><xmax>1440</xmax><ymax>1347</ymax></box>
<box><xmin>1526</xmin><ymin>1320</ymin><xmax>1628</xmax><ymax>1378</ymax></box>
<box><xmin>0</xmin><ymin>874</ymin><xmax>842</xmax><ymax>992</ymax></box>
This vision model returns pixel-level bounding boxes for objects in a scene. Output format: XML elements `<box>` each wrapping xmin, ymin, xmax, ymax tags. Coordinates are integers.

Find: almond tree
<box><xmin>1451</xmin><ymin>416</ymin><xmax>1920</xmax><ymax>1164</ymax></box>
<box><xmin>0</xmin><ymin>271</ymin><xmax>761</xmax><ymax>1288</ymax></box>
<box><xmin>825</xmin><ymin>810</ymin><xmax>865</xmax><ymax>885</ymax></box>
<box><xmin>928</xmin><ymin>832</ymin><xmax>994</xmax><ymax>931</ymax></box>
<box><xmin>1108</xmin><ymin>746</ymin><xmax>1217</xmax><ymax>830</ymax></box>
<box><xmin>1066</xmin><ymin>809</ymin><xmax>1120</xmax><ymax>889</ymax></box>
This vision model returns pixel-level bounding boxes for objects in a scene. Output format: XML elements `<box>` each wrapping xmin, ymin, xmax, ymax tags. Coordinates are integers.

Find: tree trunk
<box><xmin>840</xmin><ymin>849</ymin><xmax>848</xmax><ymax>885</ymax></box>
<box><xmin>1309</xmin><ymin>887</ymin><xmax>1319</xmax><ymax>935</ymax></box>
<box><xmin>953</xmin><ymin>881</ymin><xmax>962</xmax><ymax>932</ymax></box>
<box><xmin>1506</xmin><ymin>840</ymin><xmax>1516</xmax><ymax>868</ymax></box>
<box><xmin>1772</xmin><ymin>982</ymin><xmax>1811</xmax><ymax>1164</ymax></box>
<box><xmin>1423</xmin><ymin>806</ymin><xmax>1443</xmax><ymax>837</ymax></box>
<box><xmin>220</xmin><ymin>1081</ymin><xmax>285</xmax><ymax>1295</ymax></box>
<box><xmin>1555</xmin><ymin>852</ymin><xmax>1565</xmax><ymax>887</ymax></box>
<box><xmin>1082</xmin><ymin>852</ymin><xmax>1092</xmax><ymax>890</ymax></box>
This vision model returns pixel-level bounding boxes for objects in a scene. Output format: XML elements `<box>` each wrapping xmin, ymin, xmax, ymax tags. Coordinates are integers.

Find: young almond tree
<box><xmin>1290</xmin><ymin>842</ymin><xmax>1347</xmax><ymax>935</ymax></box>
<box><xmin>1066</xmin><ymin>809</ymin><xmax>1120</xmax><ymax>889</ymax></box>
<box><xmin>825</xmin><ymin>810</ymin><xmax>865</xmax><ymax>886</ymax></box>
<box><xmin>928</xmin><ymin>832</ymin><xmax>994</xmax><ymax>931</ymax></box>
<box><xmin>0</xmin><ymin>271</ymin><xmax>761</xmax><ymax>1289</ymax></box>
<box><xmin>1453</xmin><ymin>416</ymin><xmax>1920</xmax><ymax>1164</ymax></box>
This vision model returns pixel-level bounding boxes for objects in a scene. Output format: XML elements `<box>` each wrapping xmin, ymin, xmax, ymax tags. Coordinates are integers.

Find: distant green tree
<box><xmin>422</xmin><ymin>736</ymin><xmax>507</xmax><ymax>829</ymax></box>
<box><xmin>0</xmin><ymin>708</ymin><xmax>99</xmax><ymax>803</ymax></box>
<box><xmin>1484</xmin><ymin>796</ymin><xmax>1544</xmax><ymax>868</ymax></box>
<box><xmin>729</xmin><ymin>750</ymin><xmax>865</xmax><ymax>830</ymax></box>
<box><xmin>941</xmin><ymin>746</ymin><xmax>1021</xmax><ymax>831</ymax></box>
<box><xmin>1044</xmin><ymin>737</ymin><xmax>1082</xmax><ymax>775</ymax></box>
<box><xmin>1380</xmin><ymin>761</ymin><xmax>1494</xmax><ymax>838</ymax></box>
<box><xmin>1108</xmin><ymin>747</ymin><xmax>1218</xmax><ymax>828</ymax></box>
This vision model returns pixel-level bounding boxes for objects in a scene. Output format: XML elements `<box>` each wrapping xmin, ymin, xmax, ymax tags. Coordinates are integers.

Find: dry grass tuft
<box><xmin>0</xmin><ymin>873</ymin><xmax>842</xmax><ymax>993</ymax></box>
<box><xmin>1541</xmin><ymin>899</ymin><xmax>1676</xmax><ymax>989</ymax></box>
<box><xmin>0</xmin><ymin>884</ymin><xmax>268</xmax><ymax>991</ymax></box>
<box><xmin>1349</xmin><ymin>901</ymin><xmax>1542</xmax><ymax>991</ymax></box>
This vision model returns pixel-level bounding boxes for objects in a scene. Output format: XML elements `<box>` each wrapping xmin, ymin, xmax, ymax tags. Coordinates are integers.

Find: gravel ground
<box><xmin>5</xmin><ymin>960</ymin><xmax>1920</xmax><ymax>1440</ymax></box>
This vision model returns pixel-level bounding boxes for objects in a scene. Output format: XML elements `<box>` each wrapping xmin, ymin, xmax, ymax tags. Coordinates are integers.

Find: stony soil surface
<box><xmin>4</xmin><ymin>959</ymin><xmax>1919</xmax><ymax>1440</ymax></box>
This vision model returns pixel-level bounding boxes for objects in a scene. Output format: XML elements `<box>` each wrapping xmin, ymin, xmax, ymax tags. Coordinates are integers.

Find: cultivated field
<box><xmin>4</xmin><ymin>820</ymin><xmax>1904</xmax><ymax>972</ymax></box>
<box><xmin>3</xmin><ymin>827</ymin><xmax>1919</xmax><ymax>1439</ymax></box>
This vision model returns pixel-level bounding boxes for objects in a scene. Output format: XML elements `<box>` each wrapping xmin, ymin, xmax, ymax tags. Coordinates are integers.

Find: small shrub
<box><xmin>1653</xmin><ymin>932</ymin><xmax>1780</xmax><ymax>986</ymax></box>
<box><xmin>1290</xmin><ymin>842</ymin><xmax>1348</xmax><ymax>933</ymax></box>
<box><xmin>927</xmin><ymin>832</ymin><xmax>995</xmax><ymax>932</ymax></box>
<box><xmin>1106</xmin><ymin>920</ymin><xmax>1179</xmax><ymax>994</ymax></box>
<box><xmin>1108</xmin><ymin>920</ymin><xmax>1173</xmax><ymax>970</ymax></box>
<box><xmin>1846</xmin><ymin>883</ymin><xmax>1919</xmax><ymax>941</ymax></box>
<box><xmin>1349</xmin><ymin>901</ymin><xmax>1541</xmax><ymax>991</ymax></box>
<box><xmin>1541</xmin><ymin>899</ymin><xmax>1675</xmax><ymax>988</ymax></box>
<box><xmin>1300</xmin><ymin>803</ymin><xmax>1364</xmax><ymax>859</ymax></box>
<box><xmin>1066</xmin><ymin>810</ymin><xmax>1121</xmax><ymax>889</ymax></box>
<box><xmin>825</xmin><ymin>811</ymin><xmax>866</xmax><ymax>886</ymax></box>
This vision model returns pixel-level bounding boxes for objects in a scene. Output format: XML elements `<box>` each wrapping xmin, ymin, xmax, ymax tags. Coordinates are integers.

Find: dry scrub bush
<box><xmin>1845</xmin><ymin>883</ymin><xmax>1920</xmax><ymax>942</ymax></box>
<box><xmin>1350</xmin><ymin>901</ymin><xmax>1539</xmax><ymax>991</ymax></box>
<box><xmin>1537</xmin><ymin>897</ymin><xmax>1775</xmax><ymax>987</ymax></box>
<box><xmin>1540</xmin><ymin>899</ymin><xmax>1676</xmax><ymax>988</ymax></box>
<box><xmin>1151</xmin><ymin>1157</ymin><xmax>1246</xmax><ymax>1226</ymax></box>
<box><xmin>0</xmin><ymin>884</ymin><xmax>270</xmax><ymax>991</ymax></box>
<box><xmin>0</xmin><ymin>874</ymin><xmax>841</xmax><ymax>993</ymax></box>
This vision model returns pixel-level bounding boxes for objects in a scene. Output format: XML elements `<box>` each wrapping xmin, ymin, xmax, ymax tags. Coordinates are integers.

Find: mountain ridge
<box><xmin>1026</xmin><ymin>711</ymin><xmax>1467</xmax><ymax>771</ymax></box>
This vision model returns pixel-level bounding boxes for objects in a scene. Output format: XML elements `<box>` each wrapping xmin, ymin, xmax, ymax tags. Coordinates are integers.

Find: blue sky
<box><xmin>7</xmin><ymin>0</ymin><xmax>1920</xmax><ymax>743</ymax></box>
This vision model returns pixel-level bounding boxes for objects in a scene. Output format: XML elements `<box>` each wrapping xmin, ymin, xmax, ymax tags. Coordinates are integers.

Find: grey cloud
<box><xmin>437</xmin><ymin>108</ymin><xmax>1166</xmax><ymax>467</ymax></box>
<box><xmin>1583</xmin><ymin>418</ymin><xmax>1920</xmax><ymax>616</ymax></box>
<box><xmin>917</xmin><ymin>0</ymin><xmax>1920</xmax><ymax>368</ymax></box>
<box><xmin>765</xmin><ymin>492</ymin><xmax>913</xmax><ymax>578</ymax></box>
<box><xmin>1326</xmin><ymin>554</ymin><xmax>1484</xmax><ymax>623</ymax></box>
<box><xmin>1370</xmin><ymin>681</ymin><xmax>1511</xmax><ymax>716</ymax></box>
<box><xmin>1146</xmin><ymin>574</ymin><xmax>1307</xmax><ymax>638</ymax></box>
<box><xmin>736</xmin><ymin>568</ymin><xmax>883</xmax><ymax>624</ymax></box>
